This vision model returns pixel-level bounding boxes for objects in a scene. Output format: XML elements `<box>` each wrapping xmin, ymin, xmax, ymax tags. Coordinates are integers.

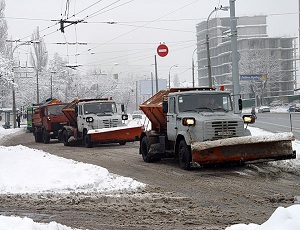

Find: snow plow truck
<box><xmin>32</xmin><ymin>98</ymin><xmax>69</xmax><ymax>143</ymax></box>
<box><xmin>61</xmin><ymin>98</ymin><xmax>143</xmax><ymax>147</ymax></box>
<box><xmin>139</xmin><ymin>87</ymin><xmax>296</xmax><ymax>170</ymax></box>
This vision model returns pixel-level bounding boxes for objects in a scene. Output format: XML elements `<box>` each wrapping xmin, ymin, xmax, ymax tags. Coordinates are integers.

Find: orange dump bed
<box><xmin>139</xmin><ymin>88</ymin><xmax>214</xmax><ymax>132</ymax></box>
<box><xmin>139</xmin><ymin>90</ymin><xmax>169</xmax><ymax>132</ymax></box>
<box><xmin>62</xmin><ymin>99</ymin><xmax>78</xmax><ymax>127</ymax></box>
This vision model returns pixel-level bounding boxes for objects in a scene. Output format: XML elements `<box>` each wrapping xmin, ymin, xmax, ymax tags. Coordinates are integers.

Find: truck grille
<box><xmin>51</xmin><ymin>122</ymin><xmax>65</xmax><ymax>131</ymax></box>
<box><xmin>102</xmin><ymin>119</ymin><xmax>120</xmax><ymax>128</ymax></box>
<box><xmin>205</xmin><ymin>121</ymin><xmax>240</xmax><ymax>140</ymax></box>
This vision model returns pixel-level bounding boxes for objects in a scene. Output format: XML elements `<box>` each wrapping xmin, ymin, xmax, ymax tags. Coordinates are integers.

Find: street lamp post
<box><xmin>206</xmin><ymin>6</ymin><xmax>229</xmax><ymax>88</ymax></box>
<box><xmin>168</xmin><ymin>64</ymin><xmax>178</xmax><ymax>89</ymax></box>
<box><xmin>192</xmin><ymin>48</ymin><xmax>197</xmax><ymax>88</ymax></box>
<box><xmin>50</xmin><ymin>71</ymin><xmax>56</xmax><ymax>98</ymax></box>
<box><xmin>10</xmin><ymin>40</ymin><xmax>40</xmax><ymax>128</ymax></box>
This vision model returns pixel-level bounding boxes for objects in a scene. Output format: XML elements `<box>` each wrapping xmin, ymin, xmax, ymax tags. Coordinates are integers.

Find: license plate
<box><xmin>217</xmin><ymin>131</ymin><xmax>233</xmax><ymax>136</ymax></box>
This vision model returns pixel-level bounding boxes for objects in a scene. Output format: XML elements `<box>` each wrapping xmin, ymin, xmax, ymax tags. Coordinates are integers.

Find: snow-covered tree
<box><xmin>0</xmin><ymin>0</ymin><xmax>9</xmax><ymax>57</ymax></box>
<box><xmin>239</xmin><ymin>40</ymin><xmax>280</xmax><ymax>105</ymax></box>
<box><xmin>0</xmin><ymin>56</ymin><xmax>13</xmax><ymax>108</ymax></box>
<box><xmin>47</xmin><ymin>53</ymin><xmax>69</xmax><ymax>101</ymax></box>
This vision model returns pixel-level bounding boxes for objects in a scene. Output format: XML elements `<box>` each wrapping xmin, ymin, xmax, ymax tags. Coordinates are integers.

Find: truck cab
<box><xmin>166</xmin><ymin>90</ymin><xmax>250</xmax><ymax>146</ymax></box>
<box><xmin>32</xmin><ymin>99</ymin><xmax>69</xmax><ymax>143</ymax></box>
<box><xmin>76</xmin><ymin>99</ymin><xmax>124</xmax><ymax>133</ymax></box>
<box><xmin>62</xmin><ymin>98</ymin><xmax>133</xmax><ymax>147</ymax></box>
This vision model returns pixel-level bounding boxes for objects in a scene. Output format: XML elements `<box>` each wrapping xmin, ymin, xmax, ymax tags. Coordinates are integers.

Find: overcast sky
<box><xmin>4</xmin><ymin>0</ymin><xmax>299</xmax><ymax>84</ymax></box>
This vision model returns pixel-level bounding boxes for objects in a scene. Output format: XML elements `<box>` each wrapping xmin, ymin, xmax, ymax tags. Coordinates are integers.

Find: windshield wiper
<box><xmin>212</xmin><ymin>107</ymin><xmax>228</xmax><ymax>112</ymax></box>
<box><xmin>182</xmin><ymin>109</ymin><xmax>198</xmax><ymax>112</ymax></box>
<box><xmin>195</xmin><ymin>107</ymin><xmax>213</xmax><ymax>112</ymax></box>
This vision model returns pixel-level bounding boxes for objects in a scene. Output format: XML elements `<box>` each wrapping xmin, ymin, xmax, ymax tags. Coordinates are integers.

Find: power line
<box><xmin>78</xmin><ymin>0</ymin><xmax>201</xmax><ymax>56</ymax></box>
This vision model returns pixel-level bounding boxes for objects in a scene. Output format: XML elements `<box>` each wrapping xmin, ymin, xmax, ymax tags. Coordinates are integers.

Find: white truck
<box><xmin>61</xmin><ymin>98</ymin><xmax>142</xmax><ymax>147</ymax></box>
<box><xmin>139</xmin><ymin>88</ymin><xmax>296</xmax><ymax>170</ymax></box>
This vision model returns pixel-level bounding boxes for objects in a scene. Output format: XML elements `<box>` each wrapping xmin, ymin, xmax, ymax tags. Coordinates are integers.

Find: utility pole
<box><xmin>192</xmin><ymin>48</ymin><xmax>197</xmax><ymax>88</ymax></box>
<box><xmin>229</xmin><ymin>0</ymin><xmax>241</xmax><ymax>114</ymax></box>
<box><xmin>7</xmin><ymin>40</ymin><xmax>40</xmax><ymax>128</ymax></box>
<box><xmin>154</xmin><ymin>55</ymin><xmax>158</xmax><ymax>93</ymax></box>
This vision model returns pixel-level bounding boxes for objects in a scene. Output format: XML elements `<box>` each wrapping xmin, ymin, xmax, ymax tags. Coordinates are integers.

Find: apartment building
<box><xmin>196</xmin><ymin>15</ymin><xmax>296</xmax><ymax>102</ymax></box>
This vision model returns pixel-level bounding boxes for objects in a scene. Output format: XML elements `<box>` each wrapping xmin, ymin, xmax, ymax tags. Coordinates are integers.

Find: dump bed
<box><xmin>62</xmin><ymin>99</ymin><xmax>79</xmax><ymax>127</ymax></box>
<box><xmin>139</xmin><ymin>90</ymin><xmax>169</xmax><ymax>132</ymax></box>
<box><xmin>139</xmin><ymin>88</ymin><xmax>214</xmax><ymax>132</ymax></box>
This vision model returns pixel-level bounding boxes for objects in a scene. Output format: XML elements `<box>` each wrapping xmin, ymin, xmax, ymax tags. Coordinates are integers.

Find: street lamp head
<box><xmin>219</xmin><ymin>5</ymin><xmax>230</xmax><ymax>11</ymax></box>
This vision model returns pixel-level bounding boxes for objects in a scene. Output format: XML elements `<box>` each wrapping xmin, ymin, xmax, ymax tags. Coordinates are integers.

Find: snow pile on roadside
<box><xmin>0</xmin><ymin>216</ymin><xmax>80</xmax><ymax>230</ymax></box>
<box><xmin>225</xmin><ymin>205</ymin><xmax>300</xmax><ymax>230</ymax></box>
<box><xmin>0</xmin><ymin>144</ymin><xmax>145</xmax><ymax>194</ymax></box>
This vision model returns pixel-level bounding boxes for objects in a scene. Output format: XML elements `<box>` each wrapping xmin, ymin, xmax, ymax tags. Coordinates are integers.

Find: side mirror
<box><xmin>238</xmin><ymin>98</ymin><xmax>243</xmax><ymax>110</ymax></box>
<box><xmin>162</xmin><ymin>100</ymin><xmax>168</xmax><ymax>113</ymax></box>
<box><xmin>122</xmin><ymin>114</ymin><xmax>128</xmax><ymax>120</ymax></box>
<box><xmin>121</xmin><ymin>104</ymin><xmax>125</xmax><ymax>113</ymax></box>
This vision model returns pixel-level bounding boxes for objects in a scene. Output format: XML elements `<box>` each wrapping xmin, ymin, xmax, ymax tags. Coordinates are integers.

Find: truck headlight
<box><xmin>86</xmin><ymin>117</ymin><xmax>94</xmax><ymax>122</ymax></box>
<box><xmin>243</xmin><ymin>115</ymin><xmax>255</xmax><ymax>124</ymax></box>
<box><xmin>182</xmin><ymin>117</ymin><xmax>195</xmax><ymax>126</ymax></box>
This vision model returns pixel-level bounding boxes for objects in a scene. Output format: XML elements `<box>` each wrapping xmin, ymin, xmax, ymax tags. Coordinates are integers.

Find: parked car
<box><xmin>258</xmin><ymin>106</ymin><xmax>270</xmax><ymax>113</ymax></box>
<box><xmin>132</xmin><ymin>110</ymin><xmax>143</xmax><ymax>119</ymax></box>
<box><xmin>288</xmin><ymin>104</ymin><xmax>300</xmax><ymax>112</ymax></box>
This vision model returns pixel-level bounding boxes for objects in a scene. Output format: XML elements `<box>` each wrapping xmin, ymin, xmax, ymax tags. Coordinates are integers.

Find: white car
<box><xmin>132</xmin><ymin>110</ymin><xmax>143</xmax><ymax>119</ymax></box>
<box><xmin>258</xmin><ymin>106</ymin><xmax>270</xmax><ymax>113</ymax></box>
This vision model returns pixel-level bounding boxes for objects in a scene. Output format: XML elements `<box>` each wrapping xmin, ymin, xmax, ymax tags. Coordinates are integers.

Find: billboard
<box><xmin>140</xmin><ymin>79</ymin><xmax>167</xmax><ymax>95</ymax></box>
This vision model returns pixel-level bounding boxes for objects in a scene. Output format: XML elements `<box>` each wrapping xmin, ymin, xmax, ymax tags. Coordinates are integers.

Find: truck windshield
<box><xmin>178</xmin><ymin>93</ymin><xmax>233</xmax><ymax>112</ymax></box>
<box><xmin>47</xmin><ymin>104</ymin><xmax>66</xmax><ymax>115</ymax></box>
<box><xmin>83</xmin><ymin>102</ymin><xmax>116</xmax><ymax>115</ymax></box>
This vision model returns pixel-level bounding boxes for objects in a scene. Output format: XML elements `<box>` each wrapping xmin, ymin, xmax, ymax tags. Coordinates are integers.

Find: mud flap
<box><xmin>191</xmin><ymin>132</ymin><xmax>296</xmax><ymax>165</ymax></box>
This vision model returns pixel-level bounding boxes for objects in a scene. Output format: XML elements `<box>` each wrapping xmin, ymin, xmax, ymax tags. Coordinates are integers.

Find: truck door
<box><xmin>167</xmin><ymin>97</ymin><xmax>178</xmax><ymax>141</ymax></box>
<box><xmin>77</xmin><ymin>105</ymin><xmax>84</xmax><ymax>132</ymax></box>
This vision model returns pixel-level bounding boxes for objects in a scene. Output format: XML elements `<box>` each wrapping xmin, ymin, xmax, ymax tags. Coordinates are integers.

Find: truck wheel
<box><xmin>34</xmin><ymin>131</ymin><xmax>42</xmax><ymax>143</ymax></box>
<box><xmin>178</xmin><ymin>139</ymin><xmax>192</xmax><ymax>170</ymax></box>
<box><xmin>43</xmin><ymin>129</ymin><xmax>50</xmax><ymax>144</ymax></box>
<box><xmin>141</xmin><ymin>136</ymin><xmax>161</xmax><ymax>163</ymax></box>
<box><xmin>141</xmin><ymin>136</ymin><xmax>151</xmax><ymax>162</ymax></box>
<box><xmin>63</xmin><ymin>130</ymin><xmax>70</xmax><ymax>146</ymax></box>
<box><xmin>84</xmin><ymin>132</ymin><xmax>93</xmax><ymax>148</ymax></box>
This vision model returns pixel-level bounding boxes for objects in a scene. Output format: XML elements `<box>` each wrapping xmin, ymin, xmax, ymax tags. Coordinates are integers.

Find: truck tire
<box><xmin>119</xmin><ymin>142</ymin><xmax>126</xmax><ymax>145</ymax></box>
<box><xmin>43</xmin><ymin>129</ymin><xmax>50</xmax><ymax>144</ymax></box>
<box><xmin>83</xmin><ymin>131</ymin><xmax>93</xmax><ymax>148</ymax></box>
<box><xmin>178</xmin><ymin>139</ymin><xmax>192</xmax><ymax>170</ymax></box>
<box><xmin>34</xmin><ymin>131</ymin><xmax>42</xmax><ymax>143</ymax></box>
<box><xmin>141</xmin><ymin>136</ymin><xmax>161</xmax><ymax>163</ymax></box>
<box><xmin>63</xmin><ymin>130</ymin><xmax>70</xmax><ymax>146</ymax></box>
<box><xmin>141</xmin><ymin>136</ymin><xmax>151</xmax><ymax>162</ymax></box>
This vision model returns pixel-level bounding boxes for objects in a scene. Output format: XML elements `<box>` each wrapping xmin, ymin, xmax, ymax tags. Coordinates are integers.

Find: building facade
<box><xmin>196</xmin><ymin>15</ymin><xmax>296</xmax><ymax>104</ymax></box>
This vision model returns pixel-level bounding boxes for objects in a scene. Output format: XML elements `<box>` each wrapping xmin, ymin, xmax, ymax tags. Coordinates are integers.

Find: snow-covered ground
<box><xmin>0</xmin><ymin>118</ymin><xmax>300</xmax><ymax>229</ymax></box>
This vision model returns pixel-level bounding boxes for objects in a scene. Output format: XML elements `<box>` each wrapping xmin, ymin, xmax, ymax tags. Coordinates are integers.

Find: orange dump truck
<box><xmin>139</xmin><ymin>88</ymin><xmax>296</xmax><ymax>170</ymax></box>
<box><xmin>61</xmin><ymin>98</ymin><xmax>143</xmax><ymax>147</ymax></box>
<box><xmin>32</xmin><ymin>98</ymin><xmax>69</xmax><ymax>143</ymax></box>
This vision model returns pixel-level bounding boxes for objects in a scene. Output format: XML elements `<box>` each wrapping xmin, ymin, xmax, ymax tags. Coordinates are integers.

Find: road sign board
<box><xmin>157</xmin><ymin>44</ymin><xmax>168</xmax><ymax>57</ymax></box>
<box><xmin>240</xmin><ymin>74</ymin><xmax>267</xmax><ymax>81</ymax></box>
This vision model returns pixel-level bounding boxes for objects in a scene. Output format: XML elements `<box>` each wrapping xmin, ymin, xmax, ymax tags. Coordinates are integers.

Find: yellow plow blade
<box><xmin>191</xmin><ymin>132</ymin><xmax>296</xmax><ymax>165</ymax></box>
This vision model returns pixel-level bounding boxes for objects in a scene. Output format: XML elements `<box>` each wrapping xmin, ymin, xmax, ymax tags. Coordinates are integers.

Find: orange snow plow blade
<box><xmin>87</xmin><ymin>125</ymin><xmax>143</xmax><ymax>144</ymax></box>
<box><xmin>191</xmin><ymin>132</ymin><xmax>296</xmax><ymax>165</ymax></box>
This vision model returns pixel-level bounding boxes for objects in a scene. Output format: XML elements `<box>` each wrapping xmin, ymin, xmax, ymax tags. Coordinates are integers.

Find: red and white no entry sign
<box><xmin>157</xmin><ymin>44</ymin><xmax>169</xmax><ymax>57</ymax></box>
